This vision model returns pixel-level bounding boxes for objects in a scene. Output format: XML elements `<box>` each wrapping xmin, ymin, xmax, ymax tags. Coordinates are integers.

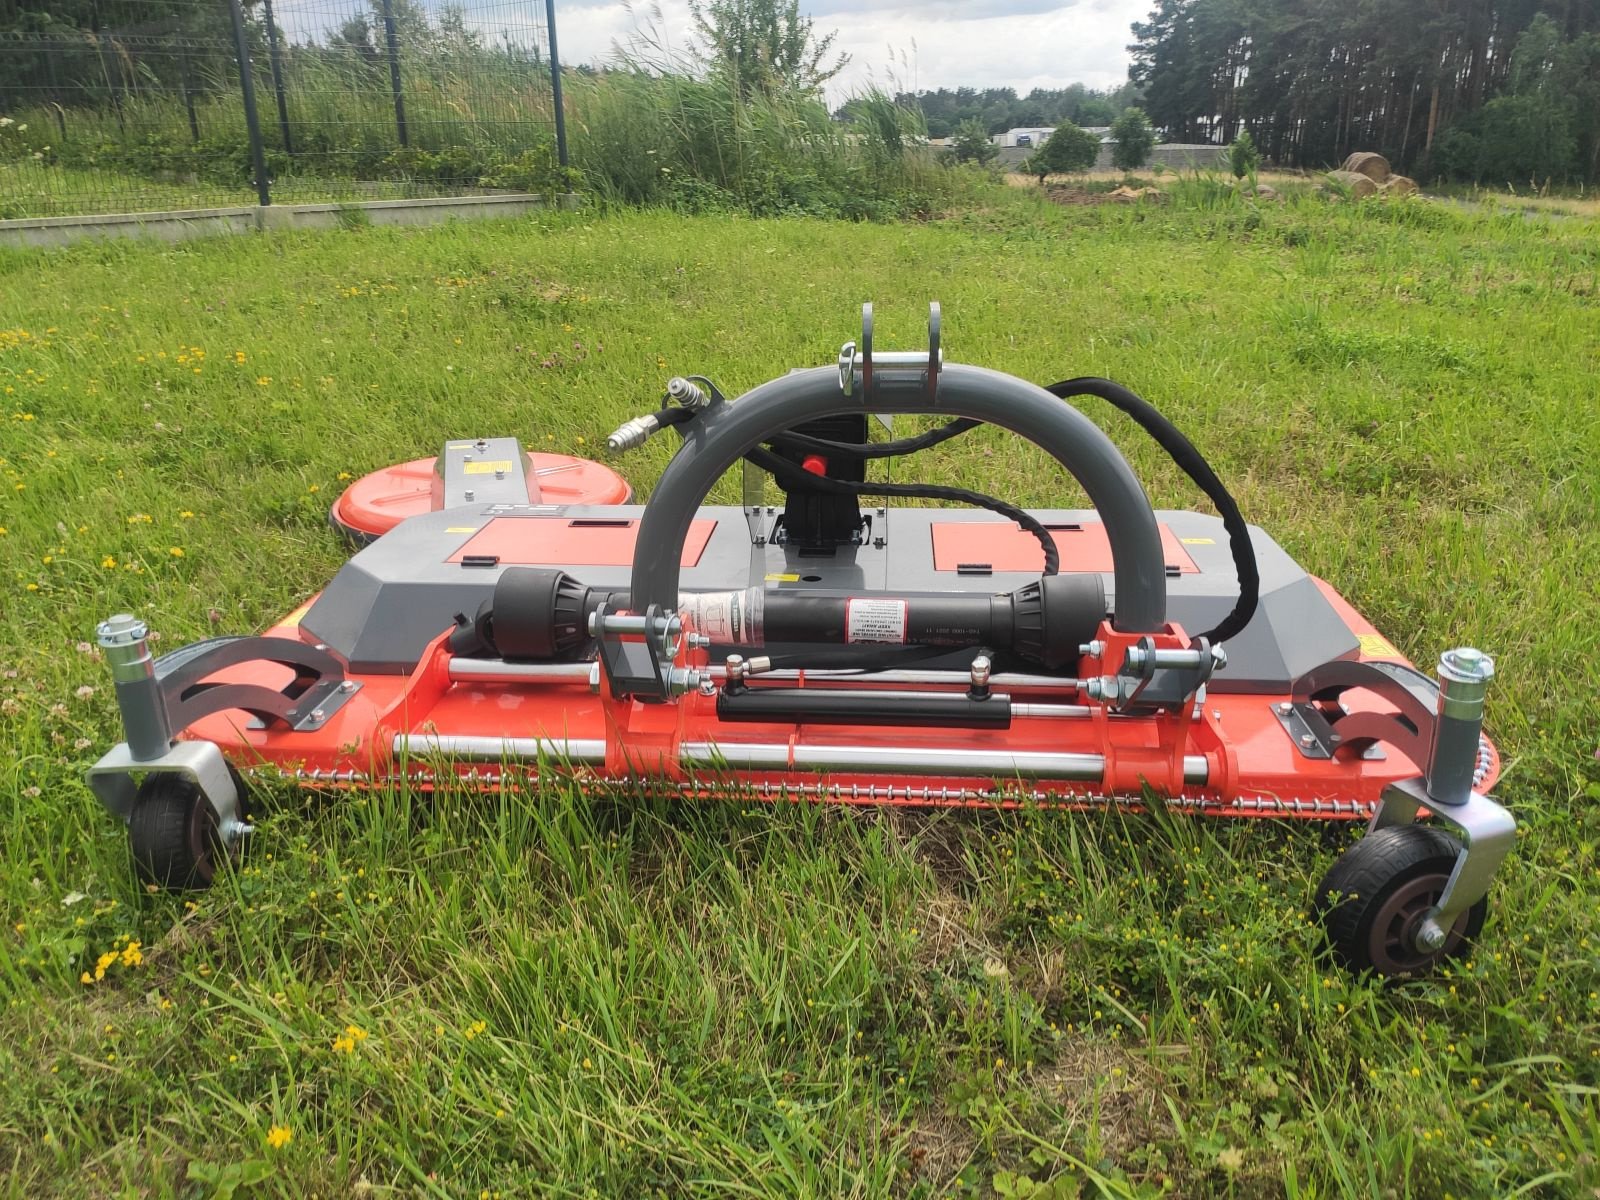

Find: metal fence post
<box><xmin>544</xmin><ymin>0</ymin><xmax>568</xmax><ymax>168</ymax></box>
<box><xmin>379</xmin><ymin>0</ymin><xmax>409</xmax><ymax>149</ymax></box>
<box><xmin>225</xmin><ymin>0</ymin><xmax>273</xmax><ymax>206</ymax></box>
<box><xmin>260</xmin><ymin>0</ymin><xmax>294</xmax><ymax>155</ymax></box>
<box><xmin>178</xmin><ymin>44</ymin><xmax>201</xmax><ymax>143</ymax></box>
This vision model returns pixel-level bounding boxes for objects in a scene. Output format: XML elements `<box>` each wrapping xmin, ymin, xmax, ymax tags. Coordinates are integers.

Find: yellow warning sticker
<box><xmin>447</xmin><ymin>442</ymin><xmax>473</xmax><ymax>450</ymax></box>
<box><xmin>1180</xmin><ymin>536</ymin><xmax>1215</xmax><ymax>545</ymax></box>
<box><xmin>445</xmin><ymin>526</ymin><xmax>478</xmax><ymax>534</ymax></box>
<box><xmin>764</xmin><ymin>573</ymin><xmax>801</xmax><ymax>582</ymax></box>
<box><xmin>1358</xmin><ymin>633</ymin><xmax>1400</xmax><ymax>658</ymax></box>
<box><xmin>462</xmin><ymin>460</ymin><xmax>512</xmax><ymax>475</ymax></box>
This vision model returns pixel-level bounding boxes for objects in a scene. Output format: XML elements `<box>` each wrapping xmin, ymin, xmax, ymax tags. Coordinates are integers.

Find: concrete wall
<box><xmin>0</xmin><ymin>192</ymin><xmax>579</xmax><ymax>250</ymax></box>
<box><xmin>995</xmin><ymin>143</ymin><xmax>1229</xmax><ymax>173</ymax></box>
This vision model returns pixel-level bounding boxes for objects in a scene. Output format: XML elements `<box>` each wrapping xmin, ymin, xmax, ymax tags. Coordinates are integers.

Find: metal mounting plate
<box><xmin>1272</xmin><ymin>701</ymin><xmax>1385</xmax><ymax>760</ymax></box>
<box><xmin>87</xmin><ymin>738</ymin><xmax>241</xmax><ymax>827</ymax></box>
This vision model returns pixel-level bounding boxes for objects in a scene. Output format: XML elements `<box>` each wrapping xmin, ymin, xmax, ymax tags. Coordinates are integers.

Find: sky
<box><xmin>548</xmin><ymin>0</ymin><xmax>1151</xmax><ymax>104</ymax></box>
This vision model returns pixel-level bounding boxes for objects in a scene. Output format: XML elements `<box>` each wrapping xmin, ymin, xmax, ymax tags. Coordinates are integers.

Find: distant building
<box><xmin>991</xmin><ymin>125</ymin><xmax>1113</xmax><ymax>148</ymax></box>
<box><xmin>991</xmin><ymin>127</ymin><xmax>1057</xmax><ymax>148</ymax></box>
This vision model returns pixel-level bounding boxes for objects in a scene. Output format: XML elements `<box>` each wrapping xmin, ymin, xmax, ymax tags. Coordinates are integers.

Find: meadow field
<box><xmin>1</xmin><ymin>189</ymin><xmax>1598</xmax><ymax>1197</ymax></box>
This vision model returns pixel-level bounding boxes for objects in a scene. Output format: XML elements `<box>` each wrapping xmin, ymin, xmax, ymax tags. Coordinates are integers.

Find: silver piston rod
<box><xmin>391</xmin><ymin>733</ymin><xmax>1207</xmax><ymax>786</ymax></box>
<box><xmin>445</xmin><ymin>657</ymin><xmax>1083</xmax><ymax>694</ymax></box>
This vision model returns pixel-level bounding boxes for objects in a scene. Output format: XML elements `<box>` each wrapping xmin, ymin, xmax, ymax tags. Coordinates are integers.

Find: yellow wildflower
<box><xmin>168</xmin><ymin>547</ymin><xmax>184</xmax><ymax>558</ymax></box>
<box><xmin>265</xmin><ymin>1125</ymin><xmax>292</xmax><ymax>1149</ymax></box>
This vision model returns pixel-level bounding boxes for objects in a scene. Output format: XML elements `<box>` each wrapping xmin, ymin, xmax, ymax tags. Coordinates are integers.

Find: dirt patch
<box><xmin>1024</xmin><ymin>1040</ymin><xmax>1179</xmax><ymax>1159</ymax></box>
<box><xmin>893</xmin><ymin>1040</ymin><xmax>1181</xmax><ymax>1195</ymax></box>
<box><xmin>899</xmin><ymin>1107</ymin><xmax>980</xmax><ymax>1192</ymax></box>
<box><xmin>1041</xmin><ymin>183</ymin><xmax>1166</xmax><ymax>207</ymax></box>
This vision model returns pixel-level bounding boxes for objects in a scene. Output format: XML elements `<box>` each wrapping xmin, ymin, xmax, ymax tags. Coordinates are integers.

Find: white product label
<box><xmin>678</xmin><ymin>590</ymin><xmax>760</xmax><ymax>644</ymax></box>
<box><xmin>846</xmin><ymin>598</ymin><xmax>908</xmax><ymax>644</ymax></box>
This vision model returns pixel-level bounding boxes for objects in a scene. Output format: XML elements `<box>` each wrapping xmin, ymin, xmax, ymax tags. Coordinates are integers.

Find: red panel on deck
<box><xmin>447</xmin><ymin>517</ymin><xmax>717</xmax><ymax>567</ymax></box>
<box><xmin>930</xmin><ymin>521</ymin><xmax>1198</xmax><ymax>573</ymax></box>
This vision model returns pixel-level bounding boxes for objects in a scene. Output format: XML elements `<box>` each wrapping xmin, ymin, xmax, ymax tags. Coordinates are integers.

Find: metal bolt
<box><xmin>495</xmin><ymin>468</ymin><xmax>506</xmax><ymax>480</ymax></box>
<box><xmin>1299</xmin><ymin>733</ymin><xmax>1314</xmax><ymax>747</ymax></box>
<box><xmin>311</xmin><ymin>708</ymin><xmax>326</xmax><ymax>721</ymax></box>
<box><xmin>1276</xmin><ymin>702</ymin><xmax>1293</xmax><ymax>716</ymax></box>
<box><xmin>1415</xmin><ymin>918</ymin><xmax>1447</xmax><ymax>952</ymax></box>
<box><xmin>699</xmin><ymin>676</ymin><xmax>717</xmax><ymax>697</ymax></box>
<box><xmin>96</xmin><ymin>612</ymin><xmax>149</xmax><ymax>647</ymax></box>
<box><xmin>464</xmin><ymin>489</ymin><xmax>475</xmax><ymax>502</ymax></box>
<box><xmin>1079</xmin><ymin>640</ymin><xmax>1105</xmax><ymax>657</ymax></box>
<box><xmin>970</xmin><ymin>655</ymin><xmax>992</xmax><ymax>690</ymax></box>
<box><xmin>686</xmin><ymin>633</ymin><xmax>712</xmax><ymax>651</ymax></box>
<box><xmin>339</xmin><ymin>680</ymin><xmax>356</xmax><ymax>693</ymax></box>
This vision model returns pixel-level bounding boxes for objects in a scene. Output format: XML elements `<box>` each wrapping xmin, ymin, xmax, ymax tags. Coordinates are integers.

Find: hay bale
<box><xmin>1381</xmin><ymin>174</ymin><xmax>1419</xmax><ymax>196</ymax></box>
<box><xmin>1326</xmin><ymin>169</ymin><xmax>1379</xmax><ymax>199</ymax></box>
<box><xmin>1339</xmin><ymin>152</ymin><xmax>1391</xmax><ymax>182</ymax></box>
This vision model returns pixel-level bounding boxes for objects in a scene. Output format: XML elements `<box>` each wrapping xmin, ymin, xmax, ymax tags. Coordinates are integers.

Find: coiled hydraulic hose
<box><xmin>758</xmin><ymin>377</ymin><xmax>1260</xmax><ymax>644</ymax></box>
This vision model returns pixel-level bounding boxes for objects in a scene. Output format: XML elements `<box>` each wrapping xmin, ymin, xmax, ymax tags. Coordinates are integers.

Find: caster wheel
<box><xmin>1314</xmin><ymin>824</ymin><xmax>1486</xmax><ymax>978</ymax></box>
<box><xmin>127</xmin><ymin>772</ymin><xmax>247</xmax><ymax>890</ymax></box>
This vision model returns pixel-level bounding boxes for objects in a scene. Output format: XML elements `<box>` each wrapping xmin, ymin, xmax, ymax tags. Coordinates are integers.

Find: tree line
<box><xmin>1128</xmin><ymin>0</ymin><xmax>1600</xmax><ymax>184</ymax></box>
<box><xmin>835</xmin><ymin>83</ymin><xmax>1144</xmax><ymax>139</ymax></box>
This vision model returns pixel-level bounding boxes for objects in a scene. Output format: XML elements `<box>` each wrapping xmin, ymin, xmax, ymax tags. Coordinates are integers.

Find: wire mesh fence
<box><xmin>0</xmin><ymin>0</ymin><xmax>561</xmax><ymax>219</ymax></box>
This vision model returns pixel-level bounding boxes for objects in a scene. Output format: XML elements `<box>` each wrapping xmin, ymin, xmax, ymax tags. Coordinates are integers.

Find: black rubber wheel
<box><xmin>1314</xmin><ymin>824</ymin><xmax>1486</xmax><ymax>978</ymax></box>
<box><xmin>127</xmin><ymin>773</ymin><xmax>244</xmax><ymax>890</ymax></box>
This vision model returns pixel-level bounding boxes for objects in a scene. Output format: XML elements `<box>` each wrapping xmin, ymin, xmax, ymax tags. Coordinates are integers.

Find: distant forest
<box><xmin>1129</xmin><ymin>0</ymin><xmax>1600</xmax><ymax>183</ymax></box>
<box><xmin>835</xmin><ymin>83</ymin><xmax>1145</xmax><ymax>140</ymax></box>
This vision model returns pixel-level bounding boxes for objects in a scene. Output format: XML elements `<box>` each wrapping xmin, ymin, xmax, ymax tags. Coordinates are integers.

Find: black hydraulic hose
<box><xmin>767</xmin><ymin>418</ymin><xmax>981</xmax><ymax>460</ymax></box>
<box><xmin>745</xmin><ymin>445</ymin><xmax>1060</xmax><ymax>575</ymax></box>
<box><xmin>752</xmin><ymin>377</ymin><xmax>1256</xmax><ymax>642</ymax></box>
<box><xmin>1044</xmin><ymin>378</ymin><xmax>1259</xmax><ymax>644</ymax></box>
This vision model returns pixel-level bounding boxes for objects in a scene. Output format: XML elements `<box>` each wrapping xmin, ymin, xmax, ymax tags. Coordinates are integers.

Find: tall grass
<box><xmin>2</xmin><ymin>18</ymin><xmax>963</xmax><ymax>219</ymax></box>
<box><xmin>1</xmin><ymin>196</ymin><xmax>1597</xmax><ymax>1196</ymax></box>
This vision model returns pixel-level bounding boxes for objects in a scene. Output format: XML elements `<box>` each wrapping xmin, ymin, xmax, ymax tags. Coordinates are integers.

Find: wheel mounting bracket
<box><xmin>87</xmin><ymin>738</ymin><xmax>244</xmax><ymax>838</ymax></box>
<box><xmin>1370</xmin><ymin>776</ymin><xmax>1516</xmax><ymax>953</ymax></box>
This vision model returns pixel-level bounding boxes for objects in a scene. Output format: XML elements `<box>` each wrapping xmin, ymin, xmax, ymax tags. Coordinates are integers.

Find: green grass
<box><xmin>1</xmin><ymin>191</ymin><xmax>1598</xmax><ymax>1197</ymax></box>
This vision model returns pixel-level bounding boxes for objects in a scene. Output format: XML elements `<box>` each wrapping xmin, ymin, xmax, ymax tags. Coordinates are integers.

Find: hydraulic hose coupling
<box><xmin>606</xmin><ymin>412</ymin><xmax>661</xmax><ymax>455</ymax></box>
<box><xmin>665</xmin><ymin>376</ymin><xmax>711</xmax><ymax>409</ymax></box>
<box><xmin>1427</xmin><ymin>647</ymin><xmax>1494</xmax><ymax>807</ymax></box>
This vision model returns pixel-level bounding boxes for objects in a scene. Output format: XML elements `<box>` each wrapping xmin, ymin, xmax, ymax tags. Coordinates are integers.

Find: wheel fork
<box><xmin>1369</xmin><ymin>648</ymin><xmax>1515</xmax><ymax>954</ymax></box>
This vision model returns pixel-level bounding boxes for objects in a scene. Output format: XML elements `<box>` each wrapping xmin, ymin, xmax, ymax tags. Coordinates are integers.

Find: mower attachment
<box><xmin>84</xmin><ymin>302</ymin><xmax>1516</xmax><ymax>977</ymax></box>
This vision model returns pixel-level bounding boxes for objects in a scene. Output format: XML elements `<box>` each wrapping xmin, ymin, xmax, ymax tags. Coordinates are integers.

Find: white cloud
<box><xmin>550</xmin><ymin>1</ymin><xmax>1146</xmax><ymax>102</ymax></box>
